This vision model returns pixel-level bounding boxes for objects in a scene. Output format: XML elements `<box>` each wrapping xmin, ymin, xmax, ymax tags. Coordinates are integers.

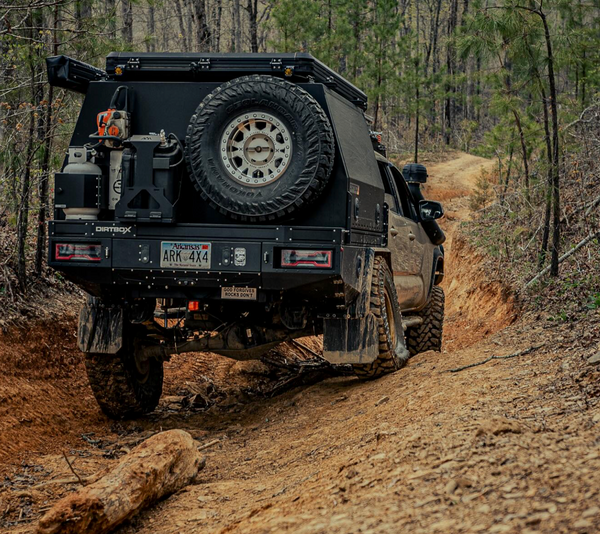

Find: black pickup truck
<box><xmin>47</xmin><ymin>52</ymin><xmax>446</xmax><ymax>419</ymax></box>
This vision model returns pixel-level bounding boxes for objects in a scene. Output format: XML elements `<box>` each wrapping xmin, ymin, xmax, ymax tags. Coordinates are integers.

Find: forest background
<box><xmin>1</xmin><ymin>0</ymin><xmax>599</xmax><ymax>320</ymax></box>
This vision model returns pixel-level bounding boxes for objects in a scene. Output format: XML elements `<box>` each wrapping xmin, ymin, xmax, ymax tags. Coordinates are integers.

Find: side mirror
<box><xmin>419</xmin><ymin>200</ymin><xmax>444</xmax><ymax>222</ymax></box>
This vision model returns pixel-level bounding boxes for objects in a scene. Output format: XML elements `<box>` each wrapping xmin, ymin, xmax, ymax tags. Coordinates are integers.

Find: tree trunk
<box><xmin>232</xmin><ymin>0</ymin><xmax>241</xmax><ymax>52</ymax></box>
<box><xmin>538</xmin><ymin>9</ymin><xmax>560</xmax><ymax>277</ymax></box>
<box><xmin>16</xmin><ymin>105</ymin><xmax>33</xmax><ymax>290</ymax></box>
<box><xmin>147</xmin><ymin>1</ymin><xmax>156</xmax><ymax>52</ymax></box>
<box><xmin>213</xmin><ymin>0</ymin><xmax>222</xmax><ymax>52</ymax></box>
<box><xmin>512</xmin><ymin>109</ymin><xmax>530</xmax><ymax>203</ymax></box>
<box><xmin>36</xmin><ymin>430</ymin><xmax>206</xmax><ymax>534</ymax></box>
<box><xmin>174</xmin><ymin>0</ymin><xmax>188</xmax><ymax>51</ymax></box>
<box><xmin>539</xmin><ymin>86</ymin><xmax>552</xmax><ymax>269</ymax></box>
<box><xmin>35</xmin><ymin>5</ymin><xmax>59</xmax><ymax>276</ymax></box>
<box><xmin>17</xmin><ymin>14</ymin><xmax>40</xmax><ymax>291</ymax></box>
<box><xmin>191</xmin><ymin>0</ymin><xmax>211</xmax><ymax>52</ymax></box>
<box><xmin>247</xmin><ymin>0</ymin><xmax>259</xmax><ymax>53</ymax></box>
<box><xmin>75</xmin><ymin>0</ymin><xmax>91</xmax><ymax>31</ymax></box>
<box><xmin>501</xmin><ymin>141</ymin><xmax>514</xmax><ymax>201</ymax></box>
<box><xmin>429</xmin><ymin>0</ymin><xmax>442</xmax><ymax>129</ymax></box>
<box><xmin>106</xmin><ymin>0</ymin><xmax>116</xmax><ymax>39</ymax></box>
<box><xmin>414</xmin><ymin>0</ymin><xmax>420</xmax><ymax>163</ymax></box>
<box><xmin>122</xmin><ymin>0</ymin><xmax>133</xmax><ymax>44</ymax></box>
<box><xmin>444</xmin><ymin>0</ymin><xmax>458</xmax><ymax>145</ymax></box>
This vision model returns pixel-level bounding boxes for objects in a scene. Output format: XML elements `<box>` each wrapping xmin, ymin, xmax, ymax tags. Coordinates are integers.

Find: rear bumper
<box><xmin>48</xmin><ymin>221</ymin><xmax>359</xmax><ymax>301</ymax></box>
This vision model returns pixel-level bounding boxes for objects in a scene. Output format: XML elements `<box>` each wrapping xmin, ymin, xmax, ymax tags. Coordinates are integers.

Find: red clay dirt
<box><xmin>1</xmin><ymin>153</ymin><xmax>600</xmax><ymax>534</ymax></box>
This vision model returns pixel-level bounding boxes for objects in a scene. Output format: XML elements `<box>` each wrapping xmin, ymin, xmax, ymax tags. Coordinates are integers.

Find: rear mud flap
<box><xmin>78</xmin><ymin>298</ymin><xmax>124</xmax><ymax>354</ymax></box>
<box><xmin>322</xmin><ymin>313</ymin><xmax>379</xmax><ymax>364</ymax></box>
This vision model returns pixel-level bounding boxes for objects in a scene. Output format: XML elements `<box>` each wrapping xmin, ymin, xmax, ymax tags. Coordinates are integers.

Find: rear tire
<box><xmin>85</xmin><ymin>328</ymin><xmax>163</xmax><ymax>419</ymax></box>
<box><xmin>405</xmin><ymin>285</ymin><xmax>445</xmax><ymax>357</ymax></box>
<box><xmin>353</xmin><ymin>257</ymin><xmax>409</xmax><ymax>380</ymax></box>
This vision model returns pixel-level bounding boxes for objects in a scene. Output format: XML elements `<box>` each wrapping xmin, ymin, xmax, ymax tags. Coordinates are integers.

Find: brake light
<box><xmin>281</xmin><ymin>249</ymin><xmax>332</xmax><ymax>268</ymax></box>
<box><xmin>188</xmin><ymin>301</ymin><xmax>199</xmax><ymax>312</ymax></box>
<box><xmin>55</xmin><ymin>243</ymin><xmax>102</xmax><ymax>262</ymax></box>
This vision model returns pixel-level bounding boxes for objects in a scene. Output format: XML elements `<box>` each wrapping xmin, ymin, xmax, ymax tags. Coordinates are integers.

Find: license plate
<box><xmin>221</xmin><ymin>287</ymin><xmax>257</xmax><ymax>300</ymax></box>
<box><xmin>160</xmin><ymin>241</ymin><xmax>211</xmax><ymax>269</ymax></box>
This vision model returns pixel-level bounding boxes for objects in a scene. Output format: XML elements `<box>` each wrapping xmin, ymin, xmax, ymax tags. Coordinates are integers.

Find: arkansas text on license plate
<box><xmin>160</xmin><ymin>242</ymin><xmax>211</xmax><ymax>269</ymax></box>
<box><xmin>221</xmin><ymin>287</ymin><xmax>257</xmax><ymax>300</ymax></box>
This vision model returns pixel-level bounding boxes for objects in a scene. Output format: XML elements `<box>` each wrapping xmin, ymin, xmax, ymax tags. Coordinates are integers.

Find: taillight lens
<box><xmin>55</xmin><ymin>243</ymin><xmax>102</xmax><ymax>262</ymax></box>
<box><xmin>280</xmin><ymin>249</ymin><xmax>332</xmax><ymax>268</ymax></box>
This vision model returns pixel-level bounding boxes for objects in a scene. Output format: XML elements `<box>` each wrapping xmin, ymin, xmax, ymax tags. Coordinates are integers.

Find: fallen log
<box><xmin>37</xmin><ymin>429</ymin><xmax>206</xmax><ymax>534</ymax></box>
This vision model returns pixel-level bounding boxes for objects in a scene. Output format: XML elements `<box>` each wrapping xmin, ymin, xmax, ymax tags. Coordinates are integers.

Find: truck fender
<box><xmin>432</xmin><ymin>246</ymin><xmax>444</xmax><ymax>288</ymax></box>
<box><xmin>78</xmin><ymin>296</ymin><xmax>124</xmax><ymax>354</ymax></box>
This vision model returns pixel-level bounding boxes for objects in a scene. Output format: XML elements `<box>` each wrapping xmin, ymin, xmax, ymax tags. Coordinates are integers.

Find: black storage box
<box><xmin>46</xmin><ymin>56</ymin><xmax>107</xmax><ymax>94</ymax></box>
<box><xmin>54</xmin><ymin>173</ymin><xmax>107</xmax><ymax>209</ymax></box>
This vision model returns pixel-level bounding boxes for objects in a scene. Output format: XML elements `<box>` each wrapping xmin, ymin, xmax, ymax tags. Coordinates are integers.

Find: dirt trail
<box><xmin>2</xmin><ymin>153</ymin><xmax>600</xmax><ymax>534</ymax></box>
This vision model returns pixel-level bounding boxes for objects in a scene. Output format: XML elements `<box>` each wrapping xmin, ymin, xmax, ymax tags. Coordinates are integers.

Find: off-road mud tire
<box><xmin>405</xmin><ymin>285</ymin><xmax>445</xmax><ymax>357</ymax></box>
<box><xmin>85</xmin><ymin>329</ymin><xmax>163</xmax><ymax>419</ymax></box>
<box><xmin>186</xmin><ymin>74</ymin><xmax>334</xmax><ymax>221</ymax></box>
<box><xmin>353</xmin><ymin>257</ymin><xmax>410</xmax><ymax>380</ymax></box>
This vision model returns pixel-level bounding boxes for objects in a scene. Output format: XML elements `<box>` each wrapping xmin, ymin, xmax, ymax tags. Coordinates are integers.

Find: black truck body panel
<box><xmin>62</xmin><ymin>80</ymin><xmax>382</xmax><ymax>234</ymax></box>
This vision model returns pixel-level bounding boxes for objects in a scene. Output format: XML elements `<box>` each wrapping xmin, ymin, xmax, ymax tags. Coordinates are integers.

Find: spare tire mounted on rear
<box><xmin>186</xmin><ymin>74</ymin><xmax>335</xmax><ymax>220</ymax></box>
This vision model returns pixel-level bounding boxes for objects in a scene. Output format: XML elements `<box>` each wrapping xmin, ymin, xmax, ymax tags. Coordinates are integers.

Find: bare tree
<box><xmin>190</xmin><ymin>0</ymin><xmax>211</xmax><ymax>52</ymax></box>
<box><xmin>106</xmin><ymin>0</ymin><xmax>116</xmax><ymax>39</ymax></box>
<box><xmin>174</xmin><ymin>0</ymin><xmax>189</xmax><ymax>51</ymax></box>
<box><xmin>122</xmin><ymin>0</ymin><xmax>133</xmax><ymax>44</ymax></box>
<box><xmin>147</xmin><ymin>0</ymin><xmax>156</xmax><ymax>52</ymax></box>
<box><xmin>246</xmin><ymin>0</ymin><xmax>259</xmax><ymax>53</ymax></box>
<box><xmin>35</xmin><ymin>4</ymin><xmax>59</xmax><ymax>276</ymax></box>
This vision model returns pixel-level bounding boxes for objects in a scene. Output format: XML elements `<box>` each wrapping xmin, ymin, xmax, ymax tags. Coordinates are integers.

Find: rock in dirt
<box><xmin>587</xmin><ymin>352</ymin><xmax>600</xmax><ymax>365</ymax></box>
<box><xmin>445</xmin><ymin>479</ymin><xmax>459</xmax><ymax>495</ymax></box>
<box><xmin>375</xmin><ymin>395</ymin><xmax>390</xmax><ymax>406</ymax></box>
<box><xmin>36</xmin><ymin>429</ymin><xmax>205</xmax><ymax>534</ymax></box>
<box><xmin>230</xmin><ymin>360</ymin><xmax>272</xmax><ymax>376</ymax></box>
<box><xmin>476</xmin><ymin>417</ymin><xmax>522</xmax><ymax>436</ymax></box>
<box><xmin>189</xmin><ymin>393</ymin><xmax>210</xmax><ymax>409</ymax></box>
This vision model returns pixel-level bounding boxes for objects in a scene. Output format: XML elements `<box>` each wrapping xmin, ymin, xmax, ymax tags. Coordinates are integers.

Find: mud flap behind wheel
<box><xmin>322</xmin><ymin>313</ymin><xmax>379</xmax><ymax>364</ymax></box>
<box><xmin>78</xmin><ymin>297</ymin><xmax>124</xmax><ymax>354</ymax></box>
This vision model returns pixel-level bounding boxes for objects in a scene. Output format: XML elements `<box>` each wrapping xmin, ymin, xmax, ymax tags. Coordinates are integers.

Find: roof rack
<box><xmin>105</xmin><ymin>52</ymin><xmax>368</xmax><ymax>110</ymax></box>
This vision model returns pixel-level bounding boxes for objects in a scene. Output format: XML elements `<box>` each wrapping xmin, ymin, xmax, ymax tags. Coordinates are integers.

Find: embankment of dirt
<box><xmin>443</xmin><ymin>235</ymin><xmax>519</xmax><ymax>350</ymax></box>
<box><xmin>0</xmin><ymin>316</ymin><xmax>110</xmax><ymax>465</ymax></box>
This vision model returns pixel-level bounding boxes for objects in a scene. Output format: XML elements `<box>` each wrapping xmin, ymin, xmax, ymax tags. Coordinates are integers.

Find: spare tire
<box><xmin>186</xmin><ymin>75</ymin><xmax>335</xmax><ymax>221</ymax></box>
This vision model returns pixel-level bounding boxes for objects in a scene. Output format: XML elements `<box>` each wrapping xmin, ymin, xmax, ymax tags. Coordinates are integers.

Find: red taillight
<box><xmin>280</xmin><ymin>249</ymin><xmax>332</xmax><ymax>268</ymax></box>
<box><xmin>55</xmin><ymin>243</ymin><xmax>102</xmax><ymax>262</ymax></box>
<box><xmin>188</xmin><ymin>301</ymin><xmax>199</xmax><ymax>312</ymax></box>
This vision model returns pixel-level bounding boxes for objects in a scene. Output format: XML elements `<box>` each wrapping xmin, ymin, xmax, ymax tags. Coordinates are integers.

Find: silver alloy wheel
<box><xmin>221</xmin><ymin>113</ymin><xmax>293</xmax><ymax>186</ymax></box>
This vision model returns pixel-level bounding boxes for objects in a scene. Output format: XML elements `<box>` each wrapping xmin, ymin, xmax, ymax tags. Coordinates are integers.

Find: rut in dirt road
<box><xmin>109</xmin><ymin>154</ymin><xmax>598</xmax><ymax>534</ymax></box>
<box><xmin>2</xmin><ymin>153</ymin><xmax>600</xmax><ymax>534</ymax></box>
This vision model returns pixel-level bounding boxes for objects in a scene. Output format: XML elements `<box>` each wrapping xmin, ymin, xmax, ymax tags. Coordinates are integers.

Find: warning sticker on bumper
<box><xmin>221</xmin><ymin>287</ymin><xmax>257</xmax><ymax>300</ymax></box>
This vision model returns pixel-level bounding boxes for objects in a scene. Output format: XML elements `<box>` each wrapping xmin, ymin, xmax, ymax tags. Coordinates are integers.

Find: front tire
<box><xmin>353</xmin><ymin>257</ymin><xmax>409</xmax><ymax>380</ymax></box>
<box><xmin>405</xmin><ymin>285</ymin><xmax>445</xmax><ymax>357</ymax></box>
<box><xmin>85</xmin><ymin>328</ymin><xmax>163</xmax><ymax>419</ymax></box>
